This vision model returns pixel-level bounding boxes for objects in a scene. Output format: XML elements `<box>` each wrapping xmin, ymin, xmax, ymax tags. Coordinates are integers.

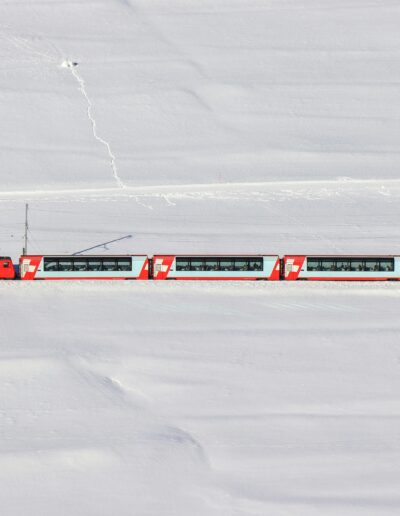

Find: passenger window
<box><xmin>3</xmin><ymin>262</ymin><xmax>9</xmax><ymax>268</ymax></box>
<box><xmin>176</xmin><ymin>258</ymin><xmax>190</xmax><ymax>271</ymax></box>
<box><xmin>117</xmin><ymin>258</ymin><xmax>131</xmax><ymax>271</ymax></box>
<box><xmin>320</xmin><ymin>259</ymin><xmax>335</xmax><ymax>271</ymax></box>
<box><xmin>350</xmin><ymin>259</ymin><xmax>364</xmax><ymax>271</ymax></box>
<box><xmin>307</xmin><ymin>258</ymin><xmax>319</xmax><ymax>271</ymax></box>
<box><xmin>248</xmin><ymin>258</ymin><xmax>263</xmax><ymax>271</ymax></box>
<box><xmin>336</xmin><ymin>259</ymin><xmax>350</xmax><ymax>271</ymax></box>
<box><xmin>102</xmin><ymin>259</ymin><xmax>117</xmax><ymax>271</ymax></box>
<box><xmin>190</xmin><ymin>259</ymin><xmax>204</xmax><ymax>271</ymax></box>
<box><xmin>204</xmin><ymin>258</ymin><xmax>218</xmax><ymax>271</ymax></box>
<box><xmin>364</xmin><ymin>259</ymin><xmax>379</xmax><ymax>272</ymax></box>
<box><xmin>234</xmin><ymin>259</ymin><xmax>248</xmax><ymax>271</ymax></box>
<box><xmin>58</xmin><ymin>259</ymin><xmax>73</xmax><ymax>271</ymax></box>
<box><xmin>88</xmin><ymin>259</ymin><xmax>102</xmax><ymax>271</ymax></box>
<box><xmin>44</xmin><ymin>258</ymin><xmax>58</xmax><ymax>271</ymax></box>
<box><xmin>73</xmin><ymin>258</ymin><xmax>88</xmax><ymax>271</ymax></box>
<box><xmin>380</xmin><ymin>259</ymin><xmax>394</xmax><ymax>272</ymax></box>
<box><xmin>219</xmin><ymin>259</ymin><xmax>234</xmax><ymax>271</ymax></box>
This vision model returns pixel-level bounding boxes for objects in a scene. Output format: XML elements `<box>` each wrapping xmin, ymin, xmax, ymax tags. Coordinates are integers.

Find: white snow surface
<box><xmin>1</xmin><ymin>0</ymin><xmax>400</xmax><ymax>514</ymax></box>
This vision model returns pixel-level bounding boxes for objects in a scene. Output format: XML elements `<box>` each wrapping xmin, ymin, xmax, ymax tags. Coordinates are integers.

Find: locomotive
<box><xmin>0</xmin><ymin>254</ymin><xmax>399</xmax><ymax>281</ymax></box>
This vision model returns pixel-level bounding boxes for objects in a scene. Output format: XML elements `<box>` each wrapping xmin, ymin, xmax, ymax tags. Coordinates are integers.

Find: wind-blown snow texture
<box><xmin>1</xmin><ymin>1</ymin><xmax>400</xmax><ymax>514</ymax></box>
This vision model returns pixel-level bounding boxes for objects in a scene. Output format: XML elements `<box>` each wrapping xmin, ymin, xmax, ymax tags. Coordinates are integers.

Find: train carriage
<box><xmin>0</xmin><ymin>257</ymin><xmax>15</xmax><ymax>279</ymax></box>
<box><xmin>19</xmin><ymin>255</ymin><xmax>149</xmax><ymax>280</ymax></box>
<box><xmin>152</xmin><ymin>255</ymin><xmax>281</xmax><ymax>280</ymax></box>
<box><xmin>3</xmin><ymin>252</ymin><xmax>399</xmax><ymax>281</ymax></box>
<box><xmin>283</xmin><ymin>255</ymin><xmax>400</xmax><ymax>280</ymax></box>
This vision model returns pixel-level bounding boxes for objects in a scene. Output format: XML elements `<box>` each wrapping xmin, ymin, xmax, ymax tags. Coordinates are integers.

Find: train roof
<box><xmin>20</xmin><ymin>254</ymin><xmax>279</xmax><ymax>258</ymax></box>
<box><xmin>20</xmin><ymin>254</ymin><xmax>148</xmax><ymax>257</ymax></box>
<box><xmin>284</xmin><ymin>254</ymin><xmax>399</xmax><ymax>258</ymax></box>
<box><xmin>153</xmin><ymin>254</ymin><xmax>279</xmax><ymax>257</ymax></box>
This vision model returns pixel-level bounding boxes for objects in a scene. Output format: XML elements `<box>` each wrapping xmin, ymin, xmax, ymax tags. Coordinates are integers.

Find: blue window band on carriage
<box><xmin>165</xmin><ymin>255</ymin><xmax>279</xmax><ymax>280</ymax></box>
<box><xmin>175</xmin><ymin>257</ymin><xmax>263</xmax><ymax>272</ymax></box>
<box><xmin>306</xmin><ymin>257</ymin><xmax>394</xmax><ymax>273</ymax></box>
<box><xmin>44</xmin><ymin>256</ymin><xmax>133</xmax><ymax>272</ymax></box>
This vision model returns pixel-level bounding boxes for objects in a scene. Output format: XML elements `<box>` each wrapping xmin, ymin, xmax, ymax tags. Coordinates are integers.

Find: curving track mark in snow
<box><xmin>65</xmin><ymin>62</ymin><xmax>126</xmax><ymax>190</ymax></box>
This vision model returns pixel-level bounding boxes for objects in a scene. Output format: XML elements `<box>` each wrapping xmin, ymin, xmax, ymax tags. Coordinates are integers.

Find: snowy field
<box><xmin>1</xmin><ymin>0</ymin><xmax>400</xmax><ymax>514</ymax></box>
<box><xmin>2</xmin><ymin>281</ymin><xmax>400</xmax><ymax>516</ymax></box>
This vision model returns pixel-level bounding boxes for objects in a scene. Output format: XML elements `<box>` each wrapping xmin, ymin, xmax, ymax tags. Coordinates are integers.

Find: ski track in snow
<box><xmin>67</xmin><ymin>64</ymin><xmax>126</xmax><ymax>191</ymax></box>
<box><xmin>0</xmin><ymin>177</ymin><xmax>399</xmax><ymax>204</ymax></box>
<box><xmin>1</xmin><ymin>32</ymin><xmax>149</xmax><ymax>206</ymax></box>
<box><xmin>65</xmin><ymin>60</ymin><xmax>162</xmax><ymax>210</ymax></box>
<box><xmin>66</xmin><ymin>62</ymin><xmax>166</xmax><ymax>210</ymax></box>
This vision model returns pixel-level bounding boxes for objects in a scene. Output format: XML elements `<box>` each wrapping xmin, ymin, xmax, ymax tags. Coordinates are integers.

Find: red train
<box><xmin>0</xmin><ymin>257</ymin><xmax>16</xmax><ymax>279</ymax></box>
<box><xmin>0</xmin><ymin>254</ymin><xmax>399</xmax><ymax>281</ymax></box>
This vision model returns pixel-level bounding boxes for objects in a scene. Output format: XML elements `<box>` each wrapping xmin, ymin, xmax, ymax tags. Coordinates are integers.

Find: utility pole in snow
<box><xmin>22</xmin><ymin>203</ymin><xmax>28</xmax><ymax>255</ymax></box>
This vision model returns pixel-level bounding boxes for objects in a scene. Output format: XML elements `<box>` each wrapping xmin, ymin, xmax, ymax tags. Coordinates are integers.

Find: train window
<box><xmin>190</xmin><ymin>258</ymin><xmax>204</xmax><ymax>271</ymax></box>
<box><xmin>58</xmin><ymin>259</ymin><xmax>73</xmax><ymax>271</ymax></box>
<box><xmin>44</xmin><ymin>258</ymin><xmax>58</xmax><ymax>271</ymax></box>
<box><xmin>204</xmin><ymin>258</ymin><xmax>218</xmax><ymax>271</ymax></box>
<box><xmin>307</xmin><ymin>258</ymin><xmax>319</xmax><ymax>271</ymax></box>
<box><xmin>117</xmin><ymin>258</ymin><xmax>132</xmax><ymax>271</ymax></box>
<box><xmin>364</xmin><ymin>259</ymin><xmax>379</xmax><ymax>272</ymax></box>
<box><xmin>88</xmin><ymin>259</ymin><xmax>102</xmax><ymax>271</ymax></box>
<box><xmin>102</xmin><ymin>259</ymin><xmax>117</xmax><ymax>271</ymax></box>
<box><xmin>220</xmin><ymin>258</ymin><xmax>234</xmax><ymax>271</ymax></box>
<box><xmin>320</xmin><ymin>259</ymin><xmax>335</xmax><ymax>271</ymax></box>
<box><xmin>350</xmin><ymin>259</ymin><xmax>364</xmax><ymax>271</ymax></box>
<box><xmin>336</xmin><ymin>259</ymin><xmax>350</xmax><ymax>271</ymax></box>
<box><xmin>249</xmin><ymin>258</ymin><xmax>263</xmax><ymax>271</ymax></box>
<box><xmin>73</xmin><ymin>258</ymin><xmax>88</xmax><ymax>271</ymax></box>
<box><xmin>380</xmin><ymin>259</ymin><xmax>394</xmax><ymax>272</ymax></box>
<box><xmin>176</xmin><ymin>258</ymin><xmax>190</xmax><ymax>271</ymax></box>
<box><xmin>234</xmin><ymin>258</ymin><xmax>248</xmax><ymax>271</ymax></box>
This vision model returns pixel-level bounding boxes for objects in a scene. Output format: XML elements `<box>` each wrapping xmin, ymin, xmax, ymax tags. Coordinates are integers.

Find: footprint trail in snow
<box><xmin>62</xmin><ymin>60</ymin><xmax>126</xmax><ymax>190</ymax></box>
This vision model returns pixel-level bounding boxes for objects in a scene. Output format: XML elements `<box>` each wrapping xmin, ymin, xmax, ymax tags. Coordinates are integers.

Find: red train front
<box><xmin>0</xmin><ymin>257</ymin><xmax>15</xmax><ymax>279</ymax></box>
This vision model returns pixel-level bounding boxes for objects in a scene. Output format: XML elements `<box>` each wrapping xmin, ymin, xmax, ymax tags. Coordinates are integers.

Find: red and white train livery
<box><xmin>0</xmin><ymin>256</ymin><xmax>15</xmax><ymax>279</ymax></box>
<box><xmin>152</xmin><ymin>255</ymin><xmax>280</xmax><ymax>280</ymax></box>
<box><xmin>19</xmin><ymin>255</ymin><xmax>149</xmax><ymax>280</ymax></box>
<box><xmin>0</xmin><ymin>254</ymin><xmax>399</xmax><ymax>281</ymax></box>
<box><xmin>283</xmin><ymin>255</ymin><xmax>399</xmax><ymax>281</ymax></box>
